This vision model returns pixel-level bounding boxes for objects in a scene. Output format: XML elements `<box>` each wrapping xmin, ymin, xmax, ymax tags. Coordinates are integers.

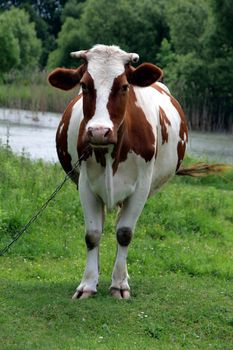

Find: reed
<box><xmin>0</xmin><ymin>70</ymin><xmax>77</xmax><ymax>113</ymax></box>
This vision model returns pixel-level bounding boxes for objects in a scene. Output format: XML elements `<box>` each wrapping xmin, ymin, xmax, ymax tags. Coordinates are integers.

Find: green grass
<box><xmin>0</xmin><ymin>146</ymin><xmax>233</xmax><ymax>349</ymax></box>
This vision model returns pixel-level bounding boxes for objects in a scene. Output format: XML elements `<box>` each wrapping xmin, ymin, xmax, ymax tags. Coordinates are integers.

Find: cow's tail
<box><xmin>176</xmin><ymin>163</ymin><xmax>232</xmax><ymax>177</ymax></box>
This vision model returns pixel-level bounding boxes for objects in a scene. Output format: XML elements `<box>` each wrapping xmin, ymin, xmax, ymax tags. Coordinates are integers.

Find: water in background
<box><xmin>0</xmin><ymin>108</ymin><xmax>59</xmax><ymax>162</ymax></box>
<box><xmin>188</xmin><ymin>130</ymin><xmax>233</xmax><ymax>164</ymax></box>
<box><xmin>0</xmin><ymin>108</ymin><xmax>232</xmax><ymax>163</ymax></box>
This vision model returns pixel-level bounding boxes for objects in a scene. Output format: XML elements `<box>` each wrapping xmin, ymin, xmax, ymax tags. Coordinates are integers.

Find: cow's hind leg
<box><xmin>72</xmin><ymin>175</ymin><xmax>104</xmax><ymax>300</ymax></box>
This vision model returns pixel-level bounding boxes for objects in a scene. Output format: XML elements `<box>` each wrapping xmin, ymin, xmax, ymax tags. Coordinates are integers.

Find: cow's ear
<box><xmin>48</xmin><ymin>64</ymin><xmax>86</xmax><ymax>91</ymax></box>
<box><xmin>126</xmin><ymin>63</ymin><xmax>163</xmax><ymax>87</ymax></box>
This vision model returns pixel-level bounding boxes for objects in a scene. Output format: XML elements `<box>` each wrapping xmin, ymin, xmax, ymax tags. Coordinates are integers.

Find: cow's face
<box><xmin>48</xmin><ymin>45</ymin><xmax>162</xmax><ymax>148</ymax></box>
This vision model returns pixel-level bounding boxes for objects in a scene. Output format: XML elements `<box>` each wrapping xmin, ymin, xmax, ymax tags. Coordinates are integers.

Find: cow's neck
<box><xmin>93</xmin><ymin>147</ymin><xmax>114</xmax><ymax>211</ymax></box>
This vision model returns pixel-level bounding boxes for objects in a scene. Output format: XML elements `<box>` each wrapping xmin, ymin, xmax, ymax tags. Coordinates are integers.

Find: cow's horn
<box><xmin>129</xmin><ymin>53</ymin><xmax>139</xmax><ymax>63</ymax></box>
<box><xmin>70</xmin><ymin>50</ymin><xmax>87</xmax><ymax>60</ymax></box>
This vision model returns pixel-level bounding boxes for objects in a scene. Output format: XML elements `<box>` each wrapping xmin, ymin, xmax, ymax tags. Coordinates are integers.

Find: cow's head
<box><xmin>48</xmin><ymin>45</ymin><xmax>162</xmax><ymax>148</ymax></box>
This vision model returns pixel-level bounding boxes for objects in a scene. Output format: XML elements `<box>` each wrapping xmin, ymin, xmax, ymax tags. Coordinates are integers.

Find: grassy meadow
<box><xmin>0</xmin><ymin>146</ymin><xmax>233</xmax><ymax>349</ymax></box>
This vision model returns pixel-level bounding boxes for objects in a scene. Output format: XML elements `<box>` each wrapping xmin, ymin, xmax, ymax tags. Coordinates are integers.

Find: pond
<box><xmin>0</xmin><ymin>108</ymin><xmax>232</xmax><ymax>163</ymax></box>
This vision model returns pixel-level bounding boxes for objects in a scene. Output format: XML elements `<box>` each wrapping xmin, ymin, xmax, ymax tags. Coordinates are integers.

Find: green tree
<box><xmin>210</xmin><ymin>0</ymin><xmax>233</xmax><ymax>47</ymax></box>
<box><xmin>61</xmin><ymin>0</ymin><xmax>86</xmax><ymax>22</ymax></box>
<box><xmin>0</xmin><ymin>19</ymin><xmax>20</xmax><ymax>73</ymax></box>
<box><xmin>206</xmin><ymin>0</ymin><xmax>233</xmax><ymax>129</ymax></box>
<box><xmin>157</xmin><ymin>0</ymin><xmax>233</xmax><ymax>131</ymax></box>
<box><xmin>0</xmin><ymin>1</ymin><xmax>67</xmax><ymax>37</ymax></box>
<box><xmin>0</xmin><ymin>1</ymin><xmax>68</xmax><ymax>67</ymax></box>
<box><xmin>156</xmin><ymin>38</ymin><xmax>175</xmax><ymax>69</ymax></box>
<box><xmin>0</xmin><ymin>7</ymin><xmax>42</xmax><ymax>74</ymax></box>
<box><xmin>47</xmin><ymin>0</ymin><xmax>167</xmax><ymax>68</ymax></box>
<box><xmin>165</xmin><ymin>0</ymin><xmax>208</xmax><ymax>55</ymax></box>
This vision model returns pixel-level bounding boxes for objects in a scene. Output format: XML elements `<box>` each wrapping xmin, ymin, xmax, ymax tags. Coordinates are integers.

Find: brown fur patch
<box><xmin>176</xmin><ymin>140</ymin><xmax>186</xmax><ymax>171</ymax></box>
<box><xmin>125</xmin><ymin>88</ymin><xmax>156</xmax><ymax>161</ymax></box>
<box><xmin>77</xmin><ymin>119</ymin><xmax>92</xmax><ymax>162</ymax></box>
<box><xmin>106</xmin><ymin>73</ymin><xmax>130</xmax><ymax>146</ymax></box>
<box><xmin>81</xmin><ymin>71</ymin><xmax>97</xmax><ymax>123</ymax></box>
<box><xmin>56</xmin><ymin>95</ymin><xmax>82</xmax><ymax>178</ymax></box>
<box><xmin>107</xmin><ymin>73</ymin><xmax>129</xmax><ymax>132</ymax></box>
<box><xmin>159</xmin><ymin>107</ymin><xmax>171</xmax><ymax>144</ymax></box>
<box><xmin>152</xmin><ymin>83</ymin><xmax>188</xmax><ymax>170</ymax></box>
<box><xmin>152</xmin><ymin>83</ymin><xmax>169</xmax><ymax>95</ymax></box>
<box><xmin>75</xmin><ymin>73</ymin><xmax>97</xmax><ymax>159</ymax></box>
<box><xmin>111</xmin><ymin>87</ymin><xmax>155</xmax><ymax>173</ymax></box>
<box><xmin>171</xmin><ymin>98</ymin><xmax>188</xmax><ymax>171</ymax></box>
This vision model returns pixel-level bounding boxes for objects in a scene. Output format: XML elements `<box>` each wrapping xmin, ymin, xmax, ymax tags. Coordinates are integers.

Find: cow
<box><xmin>48</xmin><ymin>44</ymin><xmax>188</xmax><ymax>300</ymax></box>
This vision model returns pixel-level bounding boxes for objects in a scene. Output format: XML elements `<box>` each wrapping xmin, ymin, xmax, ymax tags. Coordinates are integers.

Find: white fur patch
<box><xmin>85</xmin><ymin>45</ymin><xmax>130</xmax><ymax>131</ymax></box>
<box><xmin>156</xmin><ymin>82</ymin><xmax>171</xmax><ymax>94</ymax></box>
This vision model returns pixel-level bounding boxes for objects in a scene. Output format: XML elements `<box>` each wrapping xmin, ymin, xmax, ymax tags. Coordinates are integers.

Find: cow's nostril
<box><xmin>104</xmin><ymin>128</ymin><xmax>111</xmax><ymax>137</ymax></box>
<box><xmin>87</xmin><ymin>127</ymin><xmax>93</xmax><ymax>138</ymax></box>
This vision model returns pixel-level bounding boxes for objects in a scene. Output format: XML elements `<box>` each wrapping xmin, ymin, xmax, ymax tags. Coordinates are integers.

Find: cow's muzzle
<box><xmin>86</xmin><ymin>126</ymin><xmax>115</xmax><ymax>147</ymax></box>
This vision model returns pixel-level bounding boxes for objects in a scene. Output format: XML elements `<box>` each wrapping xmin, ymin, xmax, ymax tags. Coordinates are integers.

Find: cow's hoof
<box><xmin>122</xmin><ymin>290</ymin><xmax>131</xmax><ymax>299</ymax></box>
<box><xmin>110</xmin><ymin>288</ymin><xmax>130</xmax><ymax>300</ymax></box>
<box><xmin>72</xmin><ymin>290</ymin><xmax>95</xmax><ymax>300</ymax></box>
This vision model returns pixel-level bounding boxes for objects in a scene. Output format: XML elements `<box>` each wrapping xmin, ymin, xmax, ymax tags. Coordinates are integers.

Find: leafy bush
<box><xmin>0</xmin><ymin>7</ymin><xmax>42</xmax><ymax>74</ymax></box>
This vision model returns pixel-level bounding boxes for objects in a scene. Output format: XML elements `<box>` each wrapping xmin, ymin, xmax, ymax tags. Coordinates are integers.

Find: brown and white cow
<box><xmin>48</xmin><ymin>44</ymin><xmax>188</xmax><ymax>299</ymax></box>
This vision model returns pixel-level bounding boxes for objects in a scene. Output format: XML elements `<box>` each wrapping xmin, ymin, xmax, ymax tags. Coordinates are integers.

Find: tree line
<box><xmin>0</xmin><ymin>0</ymin><xmax>232</xmax><ymax>131</ymax></box>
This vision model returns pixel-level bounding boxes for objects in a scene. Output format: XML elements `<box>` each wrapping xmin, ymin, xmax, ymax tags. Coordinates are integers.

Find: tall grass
<box><xmin>0</xmin><ymin>70</ymin><xmax>77</xmax><ymax>113</ymax></box>
<box><xmin>0</xmin><ymin>146</ymin><xmax>233</xmax><ymax>349</ymax></box>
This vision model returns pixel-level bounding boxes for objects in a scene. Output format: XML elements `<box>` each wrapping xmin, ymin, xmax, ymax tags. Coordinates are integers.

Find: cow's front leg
<box><xmin>72</xmin><ymin>174</ymin><xmax>104</xmax><ymax>300</ymax></box>
<box><xmin>110</xmin><ymin>170</ymin><xmax>153</xmax><ymax>299</ymax></box>
<box><xmin>110</xmin><ymin>229</ymin><xmax>132</xmax><ymax>300</ymax></box>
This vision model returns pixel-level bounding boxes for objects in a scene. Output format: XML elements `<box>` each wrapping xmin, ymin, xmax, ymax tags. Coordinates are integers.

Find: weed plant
<box><xmin>0</xmin><ymin>146</ymin><xmax>233</xmax><ymax>349</ymax></box>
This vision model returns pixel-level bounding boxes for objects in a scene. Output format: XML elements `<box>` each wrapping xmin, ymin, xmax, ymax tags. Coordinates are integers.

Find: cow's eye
<box><xmin>120</xmin><ymin>84</ymin><xmax>129</xmax><ymax>92</ymax></box>
<box><xmin>81</xmin><ymin>82</ymin><xmax>89</xmax><ymax>93</ymax></box>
